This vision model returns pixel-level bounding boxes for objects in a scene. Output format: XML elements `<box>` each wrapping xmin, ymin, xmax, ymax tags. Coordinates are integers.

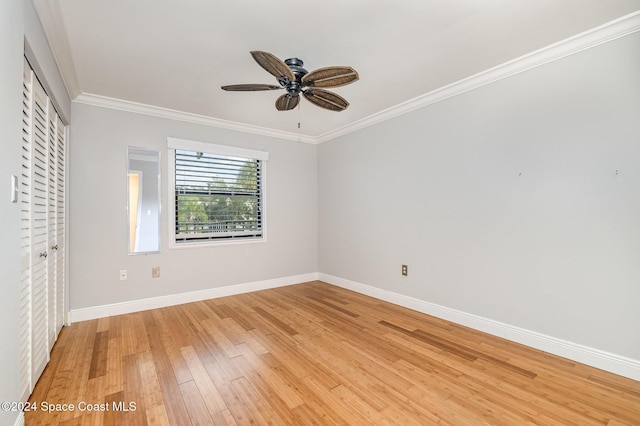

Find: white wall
<box><xmin>69</xmin><ymin>104</ymin><xmax>318</xmax><ymax>310</ymax></box>
<box><xmin>318</xmin><ymin>32</ymin><xmax>640</xmax><ymax>361</ymax></box>
<box><xmin>0</xmin><ymin>1</ymin><xmax>71</xmax><ymax>424</ymax></box>
<box><xmin>0</xmin><ymin>1</ymin><xmax>24</xmax><ymax>424</ymax></box>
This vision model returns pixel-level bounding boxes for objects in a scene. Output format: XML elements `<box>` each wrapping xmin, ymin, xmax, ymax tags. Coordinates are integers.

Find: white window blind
<box><xmin>169</xmin><ymin>139</ymin><xmax>268</xmax><ymax>245</ymax></box>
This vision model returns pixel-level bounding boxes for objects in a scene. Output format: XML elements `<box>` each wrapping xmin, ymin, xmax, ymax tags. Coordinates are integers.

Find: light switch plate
<box><xmin>11</xmin><ymin>175</ymin><xmax>18</xmax><ymax>203</ymax></box>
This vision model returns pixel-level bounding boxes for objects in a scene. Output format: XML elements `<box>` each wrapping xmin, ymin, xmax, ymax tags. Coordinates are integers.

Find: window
<box><xmin>168</xmin><ymin>138</ymin><xmax>268</xmax><ymax>246</ymax></box>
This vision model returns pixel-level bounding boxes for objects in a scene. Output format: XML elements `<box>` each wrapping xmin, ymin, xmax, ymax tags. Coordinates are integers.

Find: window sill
<box><xmin>168</xmin><ymin>237</ymin><xmax>267</xmax><ymax>250</ymax></box>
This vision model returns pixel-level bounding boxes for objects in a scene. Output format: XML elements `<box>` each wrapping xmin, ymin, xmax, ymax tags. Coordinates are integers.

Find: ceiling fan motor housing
<box><xmin>283</xmin><ymin>58</ymin><xmax>308</xmax><ymax>95</ymax></box>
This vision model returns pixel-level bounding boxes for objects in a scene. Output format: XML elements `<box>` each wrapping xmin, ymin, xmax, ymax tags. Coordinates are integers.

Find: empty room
<box><xmin>2</xmin><ymin>1</ymin><xmax>640</xmax><ymax>425</ymax></box>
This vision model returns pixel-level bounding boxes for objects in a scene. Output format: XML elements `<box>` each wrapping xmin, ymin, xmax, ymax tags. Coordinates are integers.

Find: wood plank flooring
<box><xmin>26</xmin><ymin>281</ymin><xmax>640</xmax><ymax>425</ymax></box>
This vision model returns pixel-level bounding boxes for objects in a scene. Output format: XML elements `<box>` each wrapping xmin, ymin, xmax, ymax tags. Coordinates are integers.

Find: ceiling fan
<box><xmin>221</xmin><ymin>51</ymin><xmax>359</xmax><ymax>112</ymax></box>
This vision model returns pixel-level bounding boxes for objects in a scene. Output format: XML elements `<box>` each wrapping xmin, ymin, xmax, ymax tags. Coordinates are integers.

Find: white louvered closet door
<box><xmin>20</xmin><ymin>59</ymin><xmax>66</xmax><ymax>402</ymax></box>
<box><xmin>47</xmin><ymin>104</ymin><xmax>63</xmax><ymax>346</ymax></box>
<box><xmin>19</xmin><ymin>58</ymin><xmax>34</xmax><ymax>403</ymax></box>
<box><xmin>55</xmin><ymin>115</ymin><xmax>65</xmax><ymax>336</ymax></box>
<box><xmin>30</xmin><ymin>66</ymin><xmax>51</xmax><ymax>386</ymax></box>
<box><xmin>47</xmin><ymin>109</ymin><xmax>56</xmax><ymax>347</ymax></box>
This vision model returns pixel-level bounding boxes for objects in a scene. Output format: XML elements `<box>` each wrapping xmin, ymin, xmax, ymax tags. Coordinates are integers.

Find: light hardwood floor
<box><xmin>26</xmin><ymin>281</ymin><xmax>640</xmax><ymax>425</ymax></box>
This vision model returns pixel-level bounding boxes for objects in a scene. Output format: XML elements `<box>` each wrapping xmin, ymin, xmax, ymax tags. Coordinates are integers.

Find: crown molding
<box><xmin>74</xmin><ymin>93</ymin><xmax>317</xmax><ymax>144</ymax></box>
<box><xmin>72</xmin><ymin>11</ymin><xmax>640</xmax><ymax>144</ymax></box>
<box><xmin>314</xmin><ymin>10</ymin><xmax>640</xmax><ymax>144</ymax></box>
<box><xmin>32</xmin><ymin>0</ymin><xmax>80</xmax><ymax>99</ymax></box>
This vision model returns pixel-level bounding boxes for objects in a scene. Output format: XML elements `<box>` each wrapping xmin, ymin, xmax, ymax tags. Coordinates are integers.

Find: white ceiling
<box><xmin>35</xmin><ymin>0</ymin><xmax>640</xmax><ymax>140</ymax></box>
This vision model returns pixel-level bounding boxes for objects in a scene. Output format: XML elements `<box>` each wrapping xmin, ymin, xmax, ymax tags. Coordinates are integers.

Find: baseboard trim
<box><xmin>69</xmin><ymin>273</ymin><xmax>319</xmax><ymax>323</ymax></box>
<box><xmin>319</xmin><ymin>273</ymin><xmax>640</xmax><ymax>382</ymax></box>
<box><xmin>67</xmin><ymin>272</ymin><xmax>640</xmax><ymax>381</ymax></box>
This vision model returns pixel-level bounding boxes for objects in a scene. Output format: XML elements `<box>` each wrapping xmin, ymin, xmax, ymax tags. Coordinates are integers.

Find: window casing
<box><xmin>168</xmin><ymin>138</ymin><xmax>268</xmax><ymax>246</ymax></box>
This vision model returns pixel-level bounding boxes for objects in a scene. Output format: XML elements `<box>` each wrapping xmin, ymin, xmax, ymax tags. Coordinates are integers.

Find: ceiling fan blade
<box><xmin>250</xmin><ymin>51</ymin><xmax>295</xmax><ymax>84</ymax></box>
<box><xmin>301</xmin><ymin>66</ymin><xmax>359</xmax><ymax>88</ymax></box>
<box><xmin>221</xmin><ymin>84</ymin><xmax>282</xmax><ymax>91</ymax></box>
<box><xmin>303</xmin><ymin>89</ymin><xmax>349</xmax><ymax>111</ymax></box>
<box><xmin>275</xmin><ymin>94</ymin><xmax>300</xmax><ymax>111</ymax></box>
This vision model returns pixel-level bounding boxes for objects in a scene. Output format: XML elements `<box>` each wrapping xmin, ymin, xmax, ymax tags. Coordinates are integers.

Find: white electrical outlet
<box><xmin>152</xmin><ymin>266</ymin><xmax>160</xmax><ymax>278</ymax></box>
<box><xmin>119</xmin><ymin>270</ymin><xmax>127</xmax><ymax>280</ymax></box>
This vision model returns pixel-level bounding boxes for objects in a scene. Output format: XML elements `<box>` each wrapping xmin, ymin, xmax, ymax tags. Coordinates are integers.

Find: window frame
<box><xmin>167</xmin><ymin>137</ymin><xmax>269</xmax><ymax>249</ymax></box>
